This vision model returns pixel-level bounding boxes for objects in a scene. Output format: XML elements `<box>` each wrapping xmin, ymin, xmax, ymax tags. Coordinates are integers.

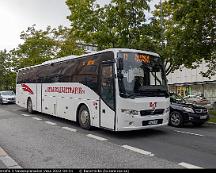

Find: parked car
<box><xmin>0</xmin><ymin>91</ymin><xmax>16</xmax><ymax>104</ymax></box>
<box><xmin>184</xmin><ymin>94</ymin><xmax>210</xmax><ymax>107</ymax></box>
<box><xmin>169</xmin><ymin>93</ymin><xmax>209</xmax><ymax>127</ymax></box>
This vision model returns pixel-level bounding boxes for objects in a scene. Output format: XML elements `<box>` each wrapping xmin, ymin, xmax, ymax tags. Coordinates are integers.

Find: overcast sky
<box><xmin>0</xmin><ymin>0</ymin><xmax>160</xmax><ymax>50</ymax></box>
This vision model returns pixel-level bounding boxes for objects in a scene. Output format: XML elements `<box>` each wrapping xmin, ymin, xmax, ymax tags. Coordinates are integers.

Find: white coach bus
<box><xmin>16</xmin><ymin>48</ymin><xmax>170</xmax><ymax>131</ymax></box>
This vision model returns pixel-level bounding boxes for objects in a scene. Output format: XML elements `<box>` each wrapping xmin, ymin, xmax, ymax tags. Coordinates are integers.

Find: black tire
<box><xmin>27</xmin><ymin>98</ymin><xmax>34</xmax><ymax>114</ymax></box>
<box><xmin>169</xmin><ymin>111</ymin><xmax>183</xmax><ymax>127</ymax></box>
<box><xmin>0</xmin><ymin>99</ymin><xmax>3</xmax><ymax>105</ymax></box>
<box><xmin>192</xmin><ymin>122</ymin><xmax>205</xmax><ymax>127</ymax></box>
<box><xmin>78</xmin><ymin>105</ymin><xmax>91</xmax><ymax>130</ymax></box>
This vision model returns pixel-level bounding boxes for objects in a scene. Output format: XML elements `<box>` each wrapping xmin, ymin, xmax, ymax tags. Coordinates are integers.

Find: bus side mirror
<box><xmin>117</xmin><ymin>58</ymin><xmax>123</xmax><ymax>70</ymax></box>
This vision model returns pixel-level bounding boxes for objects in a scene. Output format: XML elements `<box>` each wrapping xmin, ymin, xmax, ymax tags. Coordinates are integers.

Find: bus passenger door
<box><xmin>36</xmin><ymin>83</ymin><xmax>42</xmax><ymax>112</ymax></box>
<box><xmin>99</xmin><ymin>63</ymin><xmax>116</xmax><ymax>130</ymax></box>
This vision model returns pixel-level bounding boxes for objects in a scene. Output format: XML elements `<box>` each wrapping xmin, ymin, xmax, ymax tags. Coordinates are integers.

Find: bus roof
<box><xmin>18</xmin><ymin>48</ymin><xmax>160</xmax><ymax>71</ymax></box>
<box><xmin>80</xmin><ymin>48</ymin><xmax>160</xmax><ymax>58</ymax></box>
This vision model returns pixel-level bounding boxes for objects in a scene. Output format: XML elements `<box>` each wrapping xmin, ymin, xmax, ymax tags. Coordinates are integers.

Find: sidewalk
<box><xmin>0</xmin><ymin>147</ymin><xmax>22</xmax><ymax>169</ymax></box>
<box><xmin>0</xmin><ymin>160</ymin><xmax>7</xmax><ymax>168</ymax></box>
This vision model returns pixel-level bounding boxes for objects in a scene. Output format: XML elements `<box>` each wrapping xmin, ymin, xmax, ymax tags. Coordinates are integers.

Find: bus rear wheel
<box><xmin>27</xmin><ymin>98</ymin><xmax>33</xmax><ymax>114</ymax></box>
<box><xmin>78</xmin><ymin>105</ymin><xmax>91</xmax><ymax>130</ymax></box>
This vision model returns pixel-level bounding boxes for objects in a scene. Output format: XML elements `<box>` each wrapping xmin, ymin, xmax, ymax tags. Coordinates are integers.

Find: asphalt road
<box><xmin>0</xmin><ymin>104</ymin><xmax>216</xmax><ymax>169</ymax></box>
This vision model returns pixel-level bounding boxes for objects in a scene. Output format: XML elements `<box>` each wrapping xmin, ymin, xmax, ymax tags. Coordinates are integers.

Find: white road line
<box><xmin>62</xmin><ymin>127</ymin><xmax>77</xmax><ymax>132</ymax></box>
<box><xmin>32</xmin><ymin>117</ymin><xmax>42</xmax><ymax>121</ymax></box>
<box><xmin>178</xmin><ymin>162</ymin><xmax>203</xmax><ymax>169</ymax></box>
<box><xmin>87</xmin><ymin>134</ymin><xmax>107</xmax><ymax>141</ymax></box>
<box><xmin>0</xmin><ymin>147</ymin><xmax>22</xmax><ymax>169</ymax></box>
<box><xmin>174</xmin><ymin>130</ymin><xmax>204</xmax><ymax>137</ymax></box>
<box><xmin>45</xmin><ymin>121</ymin><xmax>57</xmax><ymax>126</ymax></box>
<box><xmin>122</xmin><ymin>145</ymin><xmax>154</xmax><ymax>156</ymax></box>
<box><xmin>22</xmin><ymin>114</ymin><xmax>31</xmax><ymax>117</ymax></box>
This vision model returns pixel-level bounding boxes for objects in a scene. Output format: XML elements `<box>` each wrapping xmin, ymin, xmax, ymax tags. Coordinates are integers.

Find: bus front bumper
<box><xmin>116</xmin><ymin>113</ymin><xmax>169</xmax><ymax>131</ymax></box>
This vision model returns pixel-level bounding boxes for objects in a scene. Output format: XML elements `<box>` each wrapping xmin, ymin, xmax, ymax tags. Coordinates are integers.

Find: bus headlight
<box><xmin>121</xmin><ymin>109</ymin><xmax>139</xmax><ymax>115</ymax></box>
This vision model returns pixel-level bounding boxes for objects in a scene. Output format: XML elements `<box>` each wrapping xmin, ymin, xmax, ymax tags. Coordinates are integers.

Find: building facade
<box><xmin>167</xmin><ymin>62</ymin><xmax>216</xmax><ymax>103</ymax></box>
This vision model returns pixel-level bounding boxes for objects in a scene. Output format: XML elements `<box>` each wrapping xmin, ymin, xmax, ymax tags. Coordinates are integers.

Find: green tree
<box><xmin>66</xmin><ymin>0</ymin><xmax>152</xmax><ymax>50</ymax></box>
<box><xmin>0</xmin><ymin>50</ymin><xmax>16</xmax><ymax>90</ymax></box>
<box><xmin>151</xmin><ymin>0</ymin><xmax>216</xmax><ymax>76</ymax></box>
<box><xmin>12</xmin><ymin>25</ymin><xmax>83</xmax><ymax>70</ymax></box>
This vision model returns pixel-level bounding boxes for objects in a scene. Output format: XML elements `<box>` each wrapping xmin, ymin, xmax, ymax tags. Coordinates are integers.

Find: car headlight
<box><xmin>183</xmin><ymin>107</ymin><xmax>194</xmax><ymax>113</ymax></box>
<box><xmin>121</xmin><ymin>109</ymin><xmax>139</xmax><ymax>115</ymax></box>
<box><xmin>2</xmin><ymin>98</ymin><xmax>7</xmax><ymax>100</ymax></box>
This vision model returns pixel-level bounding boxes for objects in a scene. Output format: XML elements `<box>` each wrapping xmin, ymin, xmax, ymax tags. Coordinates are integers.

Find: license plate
<box><xmin>142</xmin><ymin>119</ymin><xmax>163</xmax><ymax>126</ymax></box>
<box><xmin>148</xmin><ymin>120</ymin><xmax>158</xmax><ymax>125</ymax></box>
<box><xmin>200</xmin><ymin>115</ymin><xmax>207</xmax><ymax>119</ymax></box>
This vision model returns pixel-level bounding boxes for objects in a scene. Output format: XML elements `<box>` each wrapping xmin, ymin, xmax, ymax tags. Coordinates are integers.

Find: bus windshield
<box><xmin>117</xmin><ymin>52</ymin><xmax>169</xmax><ymax>98</ymax></box>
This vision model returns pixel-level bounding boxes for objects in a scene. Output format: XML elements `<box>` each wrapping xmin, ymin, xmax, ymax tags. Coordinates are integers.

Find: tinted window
<box><xmin>17</xmin><ymin>51</ymin><xmax>115</xmax><ymax>96</ymax></box>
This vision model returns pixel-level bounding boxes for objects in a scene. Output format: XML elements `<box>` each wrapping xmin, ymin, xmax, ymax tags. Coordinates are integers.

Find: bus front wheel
<box><xmin>27</xmin><ymin>98</ymin><xmax>33</xmax><ymax>114</ymax></box>
<box><xmin>78</xmin><ymin>105</ymin><xmax>91</xmax><ymax>130</ymax></box>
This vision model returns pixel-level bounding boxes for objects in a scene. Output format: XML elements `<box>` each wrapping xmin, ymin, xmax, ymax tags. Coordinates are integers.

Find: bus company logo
<box><xmin>21</xmin><ymin>84</ymin><xmax>34</xmax><ymax>94</ymax></box>
<box><xmin>45</xmin><ymin>86</ymin><xmax>85</xmax><ymax>94</ymax></box>
<box><xmin>149</xmin><ymin>102</ymin><xmax>157</xmax><ymax>110</ymax></box>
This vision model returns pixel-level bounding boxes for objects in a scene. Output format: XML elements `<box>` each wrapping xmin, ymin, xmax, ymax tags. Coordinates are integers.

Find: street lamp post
<box><xmin>160</xmin><ymin>0</ymin><xmax>163</xmax><ymax>48</ymax></box>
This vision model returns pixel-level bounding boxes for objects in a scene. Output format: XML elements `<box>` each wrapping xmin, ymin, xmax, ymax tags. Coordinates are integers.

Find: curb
<box><xmin>0</xmin><ymin>147</ymin><xmax>22</xmax><ymax>169</ymax></box>
<box><xmin>207</xmin><ymin>122</ymin><xmax>216</xmax><ymax>125</ymax></box>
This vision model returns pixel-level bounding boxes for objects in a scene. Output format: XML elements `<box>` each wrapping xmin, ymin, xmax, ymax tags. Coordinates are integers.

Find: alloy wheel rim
<box><xmin>171</xmin><ymin>113</ymin><xmax>180</xmax><ymax>126</ymax></box>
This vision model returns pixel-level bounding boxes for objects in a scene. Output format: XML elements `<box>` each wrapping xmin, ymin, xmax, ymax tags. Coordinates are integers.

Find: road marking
<box><xmin>45</xmin><ymin>121</ymin><xmax>57</xmax><ymax>126</ymax></box>
<box><xmin>22</xmin><ymin>114</ymin><xmax>31</xmax><ymax>117</ymax></box>
<box><xmin>121</xmin><ymin>145</ymin><xmax>154</xmax><ymax>156</ymax></box>
<box><xmin>32</xmin><ymin>117</ymin><xmax>42</xmax><ymax>121</ymax></box>
<box><xmin>87</xmin><ymin>134</ymin><xmax>107</xmax><ymax>141</ymax></box>
<box><xmin>0</xmin><ymin>147</ymin><xmax>22</xmax><ymax>169</ymax></box>
<box><xmin>178</xmin><ymin>162</ymin><xmax>203</xmax><ymax>169</ymax></box>
<box><xmin>174</xmin><ymin>130</ymin><xmax>204</xmax><ymax>137</ymax></box>
<box><xmin>62</xmin><ymin>127</ymin><xmax>77</xmax><ymax>132</ymax></box>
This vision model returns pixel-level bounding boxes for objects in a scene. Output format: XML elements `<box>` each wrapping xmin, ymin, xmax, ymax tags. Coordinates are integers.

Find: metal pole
<box><xmin>160</xmin><ymin>0</ymin><xmax>163</xmax><ymax>28</ymax></box>
<box><xmin>160</xmin><ymin>0</ymin><xmax>163</xmax><ymax>47</ymax></box>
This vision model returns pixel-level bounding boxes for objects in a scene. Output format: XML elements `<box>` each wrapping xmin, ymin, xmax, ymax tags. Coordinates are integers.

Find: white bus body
<box><xmin>16</xmin><ymin>48</ymin><xmax>170</xmax><ymax>131</ymax></box>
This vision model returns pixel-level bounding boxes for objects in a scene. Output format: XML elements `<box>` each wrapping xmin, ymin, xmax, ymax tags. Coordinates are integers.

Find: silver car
<box><xmin>0</xmin><ymin>91</ymin><xmax>16</xmax><ymax>104</ymax></box>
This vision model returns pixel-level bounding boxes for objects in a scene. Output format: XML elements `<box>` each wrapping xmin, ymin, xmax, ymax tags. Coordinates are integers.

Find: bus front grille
<box><xmin>140</xmin><ymin>109</ymin><xmax>164</xmax><ymax>116</ymax></box>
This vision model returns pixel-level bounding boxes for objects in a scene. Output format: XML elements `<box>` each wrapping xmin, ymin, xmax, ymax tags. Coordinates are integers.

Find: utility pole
<box><xmin>160</xmin><ymin>0</ymin><xmax>163</xmax><ymax>48</ymax></box>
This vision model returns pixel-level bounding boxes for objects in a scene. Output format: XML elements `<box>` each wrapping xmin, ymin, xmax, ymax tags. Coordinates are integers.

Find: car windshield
<box><xmin>117</xmin><ymin>52</ymin><xmax>168</xmax><ymax>98</ymax></box>
<box><xmin>1</xmin><ymin>91</ymin><xmax>15</xmax><ymax>95</ymax></box>
<box><xmin>170</xmin><ymin>93</ymin><xmax>186</xmax><ymax>103</ymax></box>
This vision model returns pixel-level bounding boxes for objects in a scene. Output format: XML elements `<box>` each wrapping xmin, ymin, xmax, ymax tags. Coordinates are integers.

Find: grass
<box><xmin>208</xmin><ymin>110</ymin><xmax>216</xmax><ymax>123</ymax></box>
